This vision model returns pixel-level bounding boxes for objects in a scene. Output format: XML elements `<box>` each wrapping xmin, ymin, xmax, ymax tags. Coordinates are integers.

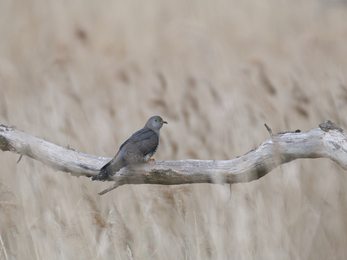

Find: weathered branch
<box><xmin>1</xmin><ymin>120</ymin><xmax>346</xmax><ymax>195</ymax></box>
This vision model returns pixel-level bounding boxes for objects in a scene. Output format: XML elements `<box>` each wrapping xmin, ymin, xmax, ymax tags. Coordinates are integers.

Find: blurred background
<box><xmin>1</xmin><ymin>0</ymin><xmax>347</xmax><ymax>259</ymax></box>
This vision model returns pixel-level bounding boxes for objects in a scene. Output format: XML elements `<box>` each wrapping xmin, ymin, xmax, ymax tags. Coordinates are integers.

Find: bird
<box><xmin>91</xmin><ymin>116</ymin><xmax>167</xmax><ymax>181</ymax></box>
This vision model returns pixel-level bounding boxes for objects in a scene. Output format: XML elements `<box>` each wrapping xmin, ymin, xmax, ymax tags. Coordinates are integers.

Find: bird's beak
<box><xmin>162</xmin><ymin>121</ymin><xmax>168</xmax><ymax>124</ymax></box>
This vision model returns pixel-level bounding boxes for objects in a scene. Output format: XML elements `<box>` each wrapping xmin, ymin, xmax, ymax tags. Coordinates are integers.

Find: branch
<box><xmin>1</xmin><ymin>120</ymin><xmax>346</xmax><ymax>195</ymax></box>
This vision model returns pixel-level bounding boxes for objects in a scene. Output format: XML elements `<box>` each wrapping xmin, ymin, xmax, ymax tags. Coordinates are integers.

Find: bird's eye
<box><xmin>155</xmin><ymin>119</ymin><xmax>158</xmax><ymax>122</ymax></box>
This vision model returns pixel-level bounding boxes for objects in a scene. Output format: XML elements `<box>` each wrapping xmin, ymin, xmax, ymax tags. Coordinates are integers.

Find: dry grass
<box><xmin>1</xmin><ymin>0</ymin><xmax>347</xmax><ymax>259</ymax></box>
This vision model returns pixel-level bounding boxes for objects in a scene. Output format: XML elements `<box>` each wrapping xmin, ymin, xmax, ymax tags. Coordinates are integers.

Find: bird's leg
<box><xmin>147</xmin><ymin>158</ymin><xmax>155</xmax><ymax>163</ymax></box>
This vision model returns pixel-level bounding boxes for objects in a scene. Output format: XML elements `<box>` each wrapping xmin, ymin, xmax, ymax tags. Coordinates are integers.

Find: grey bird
<box><xmin>92</xmin><ymin>116</ymin><xmax>167</xmax><ymax>181</ymax></box>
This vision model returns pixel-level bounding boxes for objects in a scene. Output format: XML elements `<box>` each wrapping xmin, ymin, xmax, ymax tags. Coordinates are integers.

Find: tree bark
<box><xmin>0</xmin><ymin>120</ymin><xmax>346</xmax><ymax>195</ymax></box>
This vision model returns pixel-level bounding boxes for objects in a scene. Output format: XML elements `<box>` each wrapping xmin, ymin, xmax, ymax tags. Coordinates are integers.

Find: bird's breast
<box><xmin>143</xmin><ymin>143</ymin><xmax>159</xmax><ymax>161</ymax></box>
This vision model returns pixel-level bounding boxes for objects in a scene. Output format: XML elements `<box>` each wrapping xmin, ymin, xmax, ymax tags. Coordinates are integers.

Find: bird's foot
<box><xmin>147</xmin><ymin>158</ymin><xmax>155</xmax><ymax>163</ymax></box>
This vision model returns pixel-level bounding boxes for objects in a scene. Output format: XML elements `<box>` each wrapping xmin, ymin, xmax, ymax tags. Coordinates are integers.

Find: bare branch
<box><xmin>0</xmin><ymin>124</ymin><xmax>108</xmax><ymax>177</ymax></box>
<box><xmin>264</xmin><ymin>123</ymin><xmax>273</xmax><ymax>137</ymax></box>
<box><xmin>1</xmin><ymin>121</ymin><xmax>347</xmax><ymax>195</ymax></box>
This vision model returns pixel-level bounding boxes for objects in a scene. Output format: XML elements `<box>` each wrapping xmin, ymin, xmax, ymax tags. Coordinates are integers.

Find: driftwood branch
<box><xmin>1</xmin><ymin>120</ymin><xmax>346</xmax><ymax>195</ymax></box>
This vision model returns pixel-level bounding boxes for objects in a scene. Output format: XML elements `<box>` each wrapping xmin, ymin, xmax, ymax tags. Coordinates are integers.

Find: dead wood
<box><xmin>1</xmin><ymin>120</ymin><xmax>346</xmax><ymax>195</ymax></box>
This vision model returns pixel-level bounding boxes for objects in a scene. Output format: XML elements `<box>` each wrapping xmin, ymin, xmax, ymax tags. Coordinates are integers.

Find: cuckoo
<box><xmin>91</xmin><ymin>116</ymin><xmax>167</xmax><ymax>181</ymax></box>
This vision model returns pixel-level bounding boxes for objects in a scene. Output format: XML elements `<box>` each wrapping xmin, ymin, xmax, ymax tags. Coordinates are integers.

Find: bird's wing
<box><xmin>103</xmin><ymin>127</ymin><xmax>149</xmax><ymax>169</ymax></box>
<box><xmin>124</xmin><ymin>128</ymin><xmax>158</xmax><ymax>156</ymax></box>
<box><xmin>92</xmin><ymin>128</ymin><xmax>158</xmax><ymax>181</ymax></box>
<box><xmin>99</xmin><ymin>128</ymin><xmax>158</xmax><ymax>170</ymax></box>
<box><xmin>94</xmin><ymin>147</ymin><xmax>127</xmax><ymax>180</ymax></box>
<box><xmin>97</xmin><ymin>133</ymin><xmax>134</xmax><ymax>173</ymax></box>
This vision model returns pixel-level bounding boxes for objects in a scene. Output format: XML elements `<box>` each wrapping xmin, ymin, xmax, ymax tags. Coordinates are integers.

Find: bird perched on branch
<box><xmin>91</xmin><ymin>116</ymin><xmax>167</xmax><ymax>181</ymax></box>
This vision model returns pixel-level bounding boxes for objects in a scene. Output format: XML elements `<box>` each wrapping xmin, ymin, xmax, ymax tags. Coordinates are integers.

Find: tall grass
<box><xmin>1</xmin><ymin>0</ymin><xmax>347</xmax><ymax>259</ymax></box>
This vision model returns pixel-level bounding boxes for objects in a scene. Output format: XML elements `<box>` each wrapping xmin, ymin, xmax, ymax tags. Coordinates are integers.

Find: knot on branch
<box><xmin>0</xmin><ymin>125</ymin><xmax>15</xmax><ymax>152</ymax></box>
<box><xmin>319</xmin><ymin>120</ymin><xmax>343</xmax><ymax>133</ymax></box>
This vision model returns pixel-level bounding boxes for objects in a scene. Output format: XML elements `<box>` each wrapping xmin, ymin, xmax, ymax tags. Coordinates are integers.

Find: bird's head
<box><xmin>146</xmin><ymin>116</ymin><xmax>168</xmax><ymax>130</ymax></box>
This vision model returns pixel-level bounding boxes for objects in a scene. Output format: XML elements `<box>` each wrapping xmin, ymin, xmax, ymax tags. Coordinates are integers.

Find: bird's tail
<box><xmin>91</xmin><ymin>163</ymin><xmax>111</xmax><ymax>181</ymax></box>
